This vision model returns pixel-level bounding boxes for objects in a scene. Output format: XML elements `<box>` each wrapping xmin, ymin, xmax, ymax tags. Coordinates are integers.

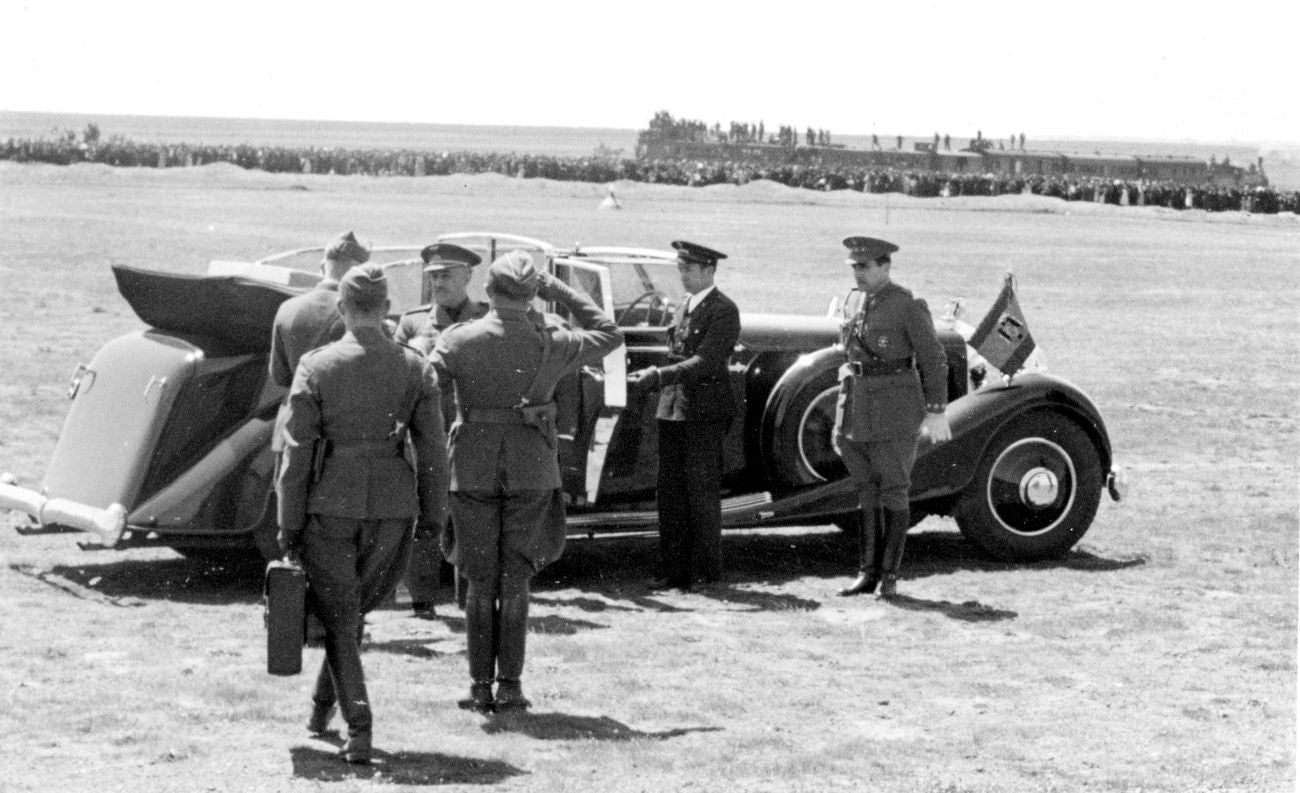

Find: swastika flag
<box><xmin>970</xmin><ymin>274</ymin><xmax>1036</xmax><ymax>377</ymax></box>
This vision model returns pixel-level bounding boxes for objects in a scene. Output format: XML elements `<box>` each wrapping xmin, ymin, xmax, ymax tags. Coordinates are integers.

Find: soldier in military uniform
<box><xmin>270</xmin><ymin>231</ymin><xmax>371</xmax><ymax>390</ymax></box>
<box><xmin>394</xmin><ymin>243</ymin><xmax>489</xmax><ymax>357</ymax></box>
<box><xmin>394</xmin><ymin>243</ymin><xmax>490</xmax><ymax>619</ymax></box>
<box><xmin>277</xmin><ymin>264</ymin><xmax>448</xmax><ymax>763</ymax></box>
<box><xmin>269</xmin><ymin>232</ymin><xmax>371</xmax><ymax>459</ymax></box>
<box><xmin>628</xmin><ymin>241</ymin><xmax>741</xmax><ymax>592</ymax></box>
<box><xmin>429</xmin><ymin>250</ymin><xmax>622</xmax><ymax>713</ymax></box>
<box><xmin>833</xmin><ymin>236</ymin><xmax>951</xmax><ymax>599</ymax></box>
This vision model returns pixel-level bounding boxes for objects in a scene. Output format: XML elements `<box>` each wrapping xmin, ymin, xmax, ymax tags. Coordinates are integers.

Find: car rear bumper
<box><xmin>0</xmin><ymin>473</ymin><xmax>127</xmax><ymax>547</ymax></box>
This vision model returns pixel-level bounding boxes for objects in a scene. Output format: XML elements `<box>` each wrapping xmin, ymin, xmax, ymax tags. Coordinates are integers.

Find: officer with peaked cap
<box><xmin>430</xmin><ymin>249</ymin><xmax>622</xmax><ymax>713</ymax></box>
<box><xmin>628</xmin><ymin>240</ymin><xmax>741</xmax><ymax>591</ymax></box>
<box><xmin>833</xmin><ymin>236</ymin><xmax>951</xmax><ymax>599</ymax></box>
<box><xmin>277</xmin><ymin>263</ymin><xmax>448</xmax><ymax>763</ymax></box>
<box><xmin>395</xmin><ymin>242</ymin><xmax>490</xmax><ymax>618</ymax></box>
<box><xmin>395</xmin><ymin>243</ymin><xmax>489</xmax><ymax>357</ymax></box>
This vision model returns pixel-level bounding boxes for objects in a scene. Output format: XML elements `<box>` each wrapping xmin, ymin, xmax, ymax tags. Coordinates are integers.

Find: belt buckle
<box><xmin>849</xmin><ymin>361</ymin><xmax>865</xmax><ymax>377</ymax></box>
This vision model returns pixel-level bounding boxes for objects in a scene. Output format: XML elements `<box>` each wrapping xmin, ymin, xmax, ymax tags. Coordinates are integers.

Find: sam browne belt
<box><xmin>848</xmin><ymin>357</ymin><xmax>914</xmax><ymax>377</ymax></box>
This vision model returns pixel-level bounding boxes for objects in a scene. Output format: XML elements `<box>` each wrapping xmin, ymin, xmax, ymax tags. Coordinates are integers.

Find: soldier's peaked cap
<box><xmin>671</xmin><ymin>240</ymin><xmax>727</xmax><ymax>267</ymax></box>
<box><xmin>339</xmin><ymin>263</ymin><xmax>388</xmax><ymax>309</ymax></box>
<box><xmin>325</xmin><ymin>231</ymin><xmax>371</xmax><ymax>264</ymax></box>
<box><xmin>843</xmin><ymin>236</ymin><xmax>899</xmax><ymax>264</ymax></box>
<box><xmin>421</xmin><ymin>242</ymin><xmax>482</xmax><ymax>272</ymax></box>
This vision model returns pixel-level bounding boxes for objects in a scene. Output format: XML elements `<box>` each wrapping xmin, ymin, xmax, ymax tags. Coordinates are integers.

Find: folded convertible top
<box><xmin>112</xmin><ymin>265</ymin><xmax>299</xmax><ymax>354</ymax></box>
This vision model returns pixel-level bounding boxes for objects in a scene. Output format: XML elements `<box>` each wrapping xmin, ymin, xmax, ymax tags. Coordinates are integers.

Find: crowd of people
<box><xmin>3</xmin><ymin>133</ymin><xmax>1297</xmax><ymax>215</ymax></box>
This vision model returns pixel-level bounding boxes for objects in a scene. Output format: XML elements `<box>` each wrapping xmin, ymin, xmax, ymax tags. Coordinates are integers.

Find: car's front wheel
<box><xmin>766</xmin><ymin>368</ymin><xmax>846</xmax><ymax>490</ymax></box>
<box><xmin>955</xmin><ymin>412</ymin><xmax>1102</xmax><ymax>561</ymax></box>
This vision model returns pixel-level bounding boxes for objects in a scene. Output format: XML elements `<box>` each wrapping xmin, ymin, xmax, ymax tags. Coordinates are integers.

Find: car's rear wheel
<box><xmin>955</xmin><ymin>412</ymin><xmax>1102</xmax><ymax>561</ymax></box>
<box><xmin>767</xmin><ymin>368</ymin><xmax>846</xmax><ymax>490</ymax></box>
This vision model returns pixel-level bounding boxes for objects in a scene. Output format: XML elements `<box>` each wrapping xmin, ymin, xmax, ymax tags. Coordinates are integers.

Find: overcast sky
<box><xmin>5</xmin><ymin>0</ymin><xmax>1295</xmax><ymax>144</ymax></box>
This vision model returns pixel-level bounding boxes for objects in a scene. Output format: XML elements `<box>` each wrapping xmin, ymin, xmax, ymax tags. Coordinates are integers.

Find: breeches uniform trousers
<box><xmin>301</xmin><ymin>514</ymin><xmax>413</xmax><ymax>734</ymax></box>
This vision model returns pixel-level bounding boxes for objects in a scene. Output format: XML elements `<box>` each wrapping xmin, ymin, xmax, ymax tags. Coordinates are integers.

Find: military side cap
<box><xmin>325</xmin><ymin>231</ymin><xmax>371</xmax><ymax>264</ymax></box>
<box><xmin>671</xmin><ymin>240</ymin><xmax>727</xmax><ymax>267</ymax></box>
<box><xmin>339</xmin><ymin>263</ymin><xmax>388</xmax><ymax>309</ymax></box>
<box><xmin>487</xmin><ymin>249</ymin><xmax>539</xmax><ymax>302</ymax></box>
<box><xmin>844</xmin><ymin>236</ymin><xmax>899</xmax><ymax>264</ymax></box>
<box><xmin>421</xmin><ymin>242</ymin><xmax>482</xmax><ymax>272</ymax></box>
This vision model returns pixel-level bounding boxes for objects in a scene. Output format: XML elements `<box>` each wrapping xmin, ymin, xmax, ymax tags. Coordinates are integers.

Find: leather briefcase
<box><xmin>264</xmin><ymin>559</ymin><xmax>307</xmax><ymax>676</ymax></box>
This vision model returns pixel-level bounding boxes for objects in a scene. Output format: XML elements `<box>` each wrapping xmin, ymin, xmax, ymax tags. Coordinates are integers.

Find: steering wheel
<box><xmin>617</xmin><ymin>290</ymin><xmax>673</xmax><ymax>327</ymax></box>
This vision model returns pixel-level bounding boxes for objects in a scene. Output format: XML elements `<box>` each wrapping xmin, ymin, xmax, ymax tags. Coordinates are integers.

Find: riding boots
<box><xmin>877</xmin><ymin>507</ymin><xmax>910</xmax><ymax>599</ymax></box>
<box><xmin>838</xmin><ymin>505</ymin><xmax>884</xmax><ymax>596</ymax></box>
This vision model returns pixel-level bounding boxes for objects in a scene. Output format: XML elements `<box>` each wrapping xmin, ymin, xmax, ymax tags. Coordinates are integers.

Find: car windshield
<box><xmin>556</xmin><ymin>250</ymin><xmax>685</xmax><ymax>328</ymax></box>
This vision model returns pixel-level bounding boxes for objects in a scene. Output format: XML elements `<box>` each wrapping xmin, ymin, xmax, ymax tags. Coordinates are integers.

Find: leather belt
<box><xmin>326</xmin><ymin>439</ymin><xmax>405</xmax><ymax>458</ymax></box>
<box><xmin>460</xmin><ymin>407</ymin><xmax>529</xmax><ymax>425</ymax></box>
<box><xmin>849</xmin><ymin>357</ymin><xmax>914</xmax><ymax>377</ymax></box>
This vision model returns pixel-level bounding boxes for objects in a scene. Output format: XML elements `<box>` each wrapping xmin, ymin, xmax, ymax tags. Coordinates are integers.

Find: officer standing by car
<box><xmin>276</xmin><ymin>264</ymin><xmax>448</xmax><ymax>763</ymax></box>
<box><xmin>430</xmin><ymin>250</ymin><xmax>622</xmax><ymax>713</ymax></box>
<box><xmin>833</xmin><ymin>236</ymin><xmax>951</xmax><ymax>599</ymax></box>
<box><xmin>628</xmin><ymin>241</ymin><xmax>741</xmax><ymax>592</ymax></box>
<box><xmin>395</xmin><ymin>242</ymin><xmax>489</xmax><ymax>619</ymax></box>
<box><xmin>270</xmin><ymin>231</ymin><xmax>370</xmax><ymax>390</ymax></box>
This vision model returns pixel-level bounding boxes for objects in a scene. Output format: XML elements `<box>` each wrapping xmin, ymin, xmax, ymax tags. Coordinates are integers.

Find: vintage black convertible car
<box><xmin>1</xmin><ymin>232</ymin><xmax>1123</xmax><ymax>562</ymax></box>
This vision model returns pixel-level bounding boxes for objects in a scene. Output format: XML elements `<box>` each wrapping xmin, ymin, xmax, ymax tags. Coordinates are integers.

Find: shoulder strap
<box><xmin>518</xmin><ymin>323</ymin><xmax>559</xmax><ymax>407</ymax></box>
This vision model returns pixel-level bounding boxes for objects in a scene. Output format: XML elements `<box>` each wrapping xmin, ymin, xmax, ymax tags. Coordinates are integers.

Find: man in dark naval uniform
<box><xmin>833</xmin><ymin>236</ymin><xmax>951</xmax><ymax>599</ymax></box>
<box><xmin>430</xmin><ymin>250</ymin><xmax>622</xmax><ymax>713</ymax></box>
<box><xmin>628</xmin><ymin>241</ymin><xmax>741</xmax><ymax>592</ymax></box>
<box><xmin>277</xmin><ymin>264</ymin><xmax>448</xmax><ymax>763</ymax></box>
<box><xmin>395</xmin><ymin>242</ymin><xmax>490</xmax><ymax>618</ymax></box>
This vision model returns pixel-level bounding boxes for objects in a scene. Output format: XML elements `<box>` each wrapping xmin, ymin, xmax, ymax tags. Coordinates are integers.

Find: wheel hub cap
<box><xmin>1020</xmin><ymin>467</ymin><xmax>1059</xmax><ymax>507</ymax></box>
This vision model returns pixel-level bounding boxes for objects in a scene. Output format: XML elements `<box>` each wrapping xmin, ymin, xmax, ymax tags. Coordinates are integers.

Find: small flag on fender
<box><xmin>970</xmin><ymin>273</ymin><xmax>1036</xmax><ymax>378</ymax></box>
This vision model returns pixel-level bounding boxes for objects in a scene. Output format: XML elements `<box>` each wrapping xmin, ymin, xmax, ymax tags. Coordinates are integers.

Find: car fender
<box><xmin>757</xmin><ymin>346</ymin><xmax>844</xmax><ymax>488</ymax></box>
<box><xmin>911</xmin><ymin>372</ymin><xmax>1114</xmax><ymax>503</ymax></box>
<box><xmin>126</xmin><ymin>417</ymin><xmax>274</xmax><ymax>535</ymax></box>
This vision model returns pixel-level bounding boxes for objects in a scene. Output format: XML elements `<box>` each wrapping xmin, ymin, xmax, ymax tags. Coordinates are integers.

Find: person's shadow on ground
<box><xmin>289</xmin><ymin>742</ymin><xmax>525</xmax><ymax>785</ymax></box>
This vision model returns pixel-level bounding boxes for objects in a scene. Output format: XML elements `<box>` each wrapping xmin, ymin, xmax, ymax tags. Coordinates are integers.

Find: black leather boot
<box><xmin>878</xmin><ymin>508</ymin><xmax>910</xmax><ymax>599</ymax></box>
<box><xmin>494</xmin><ymin>591</ymin><xmax>532</xmax><ymax>712</ymax></box>
<box><xmin>838</xmin><ymin>505</ymin><xmax>882</xmax><ymax>596</ymax></box>
<box><xmin>307</xmin><ymin>659</ymin><xmax>338</xmax><ymax>734</ymax></box>
<box><xmin>458</xmin><ymin>584</ymin><xmax>497</xmax><ymax>714</ymax></box>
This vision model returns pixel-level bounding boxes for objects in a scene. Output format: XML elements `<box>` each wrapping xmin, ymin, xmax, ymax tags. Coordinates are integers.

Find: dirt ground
<box><xmin>0</xmin><ymin>163</ymin><xmax>1295</xmax><ymax>792</ymax></box>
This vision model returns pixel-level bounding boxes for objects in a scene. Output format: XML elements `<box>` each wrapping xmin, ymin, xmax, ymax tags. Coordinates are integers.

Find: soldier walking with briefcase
<box><xmin>276</xmin><ymin>264</ymin><xmax>448</xmax><ymax>763</ymax></box>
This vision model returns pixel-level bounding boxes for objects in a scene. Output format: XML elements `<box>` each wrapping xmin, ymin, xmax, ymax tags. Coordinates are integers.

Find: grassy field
<box><xmin>0</xmin><ymin>162</ymin><xmax>1296</xmax><ymax>792</ymax></box>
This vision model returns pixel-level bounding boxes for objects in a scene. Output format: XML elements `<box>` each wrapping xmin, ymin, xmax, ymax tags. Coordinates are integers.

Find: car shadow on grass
<box><xmin>289</xmin><ymin>742</ymin><xmax>525</xmax><ymax>785</ymax></box>
<box><xmin>532</xmin><ymin>526</ymin><xmax>1146</xmax><ymax>612</ymax></box>
<box><xmin>16</xmin><ymin>554</ymin><xmax>265</xmax><ymax>606</ymax></box>
<box><xmin>479</xmin><ymin>711</ymin><xmax>722</xmax><ymax>741</ymax></box>
<box><xmin>23</xmin><ymin>525</ymin><xmax>1144</xmax><ymax>611</ymax></box>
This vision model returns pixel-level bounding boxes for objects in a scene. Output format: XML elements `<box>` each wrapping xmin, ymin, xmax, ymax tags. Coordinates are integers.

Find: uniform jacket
<box><xmin>834</xmin><ymin>282</ymin><xmax>948</xmax><ymax>443</ymax></box>
<box><xmin>269</xmin><ymin>281</ymin><xmax>345</xmax><ymax>388</ymax></box>
<box><xmin>394</xmin><ymin>298</ymin><xmax>490</xmax><ymax>355</ymax></box>
<box><xmin>430</xmin><ymin>280</ymin><xmax>623</xmax><ymax>492</ymax></box>
<box><xmin>269</xmin><ymin>281</ymin><xmax>346</xmax><ymax>452</ymax></box>
<box><xmin>276</xmin><ymin>326</ymin><xmax>448</xmax><ymax>540</ymax></box>
<box><xmin>395</xmin><ymin>298</ymin><xmax>490</xmax><ymax>427</ymax></box>
<box><xmin>656</xmin><ymin>287</ymin><xmax>741</xmax><ymax>423</ymax></box>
